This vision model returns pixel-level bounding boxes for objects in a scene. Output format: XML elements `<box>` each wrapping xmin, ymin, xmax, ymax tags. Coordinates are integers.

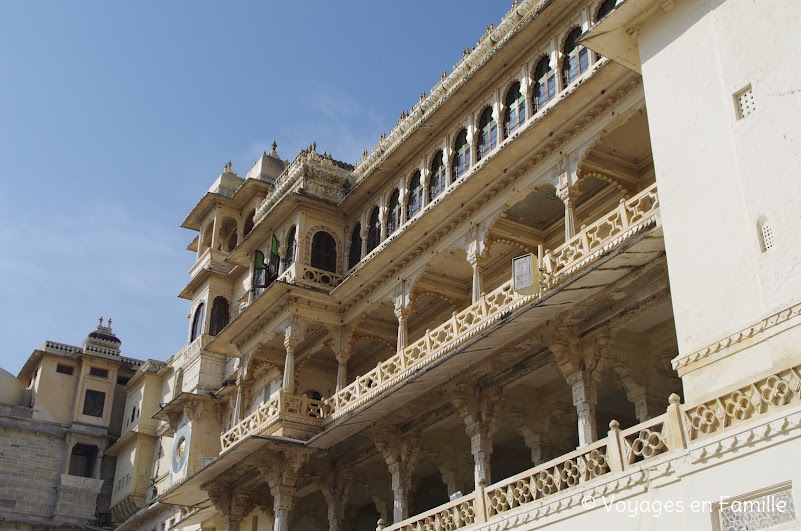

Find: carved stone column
<box><xmin>567</xmin><ymin>371</ymin><xmax>598</xmax><ymax>447</ymax></box>
<box><xmin>380</xmin><ymin>206</ymin><xmax>389</xmax><ymax>242</ymax></box>
<box><xmin>445</xmin><ymin>383</ymin><xmax>501</xmax><ymax>489</ymax></box>
<box><xmin>360</xmin><ymin>225</ymin><xmax>368</xmax><ymax>259</ymax></box>
<box><xmin>258</xmin><ymin>448</ymin><xmax>313</xmax><ymax>531</ymax></box>
<box><xmin>372</xmin><ymin>427</ymin><xmax>422</xmax><ymax>523</ymax></box>
<box><xmin>320</xmin><ymin>464</ymin><xmax>351</xmax><ymax>531</ymax></box>
<box><xmin>557</xmin><ymin>185</ymin><xmax>581</xmax><ymax>241</ymax></box>
<box><xmin>234</xmin><ymin>351</ymin><xmax>253</xmax><ymax>423</ymax></box>
<box><xmin>467</xmin><ymin>253</ymin><xmax>487</xmax><ymax>303</ymax></box>
<box><xmin>394</xmin><ymin>307</ymin><xmax>409</xmax><ymax>353</ymax></box>
<box><xmin>206</xmin><ymin>483</ymin><xmax>254</xmax><ymax>531</ymax></box>
<box><xmin>282</xmin><ymin>319</ymin><xmax>304</xmax><ymax>394</ymax></box>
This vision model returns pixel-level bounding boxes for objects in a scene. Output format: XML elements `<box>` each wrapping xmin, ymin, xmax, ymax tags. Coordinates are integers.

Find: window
<box><xmin>367</xmin><ymin>207</ymin><xmax>381</xmax><ymax>253</ymax></box>
<box><xmin>451</xmin><ymin>129</ymin><xmax>470</xmax><ymax>180</ymax></box>
<box><xmin>253</xmin><ymin>251</ymin><xmax>267</xmax><ymax>291</ymax></box>
<box><xmin>387</xmin><ymin>189</ymin><xmax>401</xmax><ymax>234</ymax></box>
<box><xmin>116</xmin><ymin>376</ymin><xmax>130</xmax><ymax>386</ymax></box>
<box><xmin>735</xmin><ymin>84</ymin><xmax>755</xmax><ymax>119</ymax></box>
<box><xmin>406</xmin><ymin>171</ymin><xmax>423</xmax><ymax>219</ymax></box>
<box><xmin>82</xmin><ymin>390</ymin><xmax>106</xmax><ymax>417</ymax></box>
<box><xmin>68</xmin><ymin>444</ymin><xmax>98</xmax><ymax>478</ymax></box>
<box><xmin>428</xmin><ymin>151</ymin><xmax>447</xmax><ymax>201</ymax></box>
<box><xmin>284</xmin><ymin>226</ymin><xmax>296</xmax><ymax>267</ymax></box>
<box><xmin>56</xmin><ymin>364</ymin><xmax>74</xmax><ymax>375</ymax></box>
<box><xmin>310</xmin><ymin>231</ymin><xmax>337</xmax><ymax>273</ymax></box>
<box><xmin>209</xmin><ymin>297</ymin><xmax>230</xmax><ymax>336</ymax></box>
<box><xmin>596</xmin><ymin>0</ymin><xmax>615</xmax><ymax>20</ymax></box>
<box><xmin>89</xmin><ymin>367</ymin><xmax>108</xmax><ymax>378</ymax></box>
<box><xmin>190</xmin><ymin>303</ymin><xmax>205</xmax><ymax>341</ymax></box>
<box><xmin>503</xmin><ymin>82</ymin><xmax>526</xmax><ymax>137</ymax></box>
<box><xmin>563</xmin><ymin>27</ymin><xmax>589</xmax><ymax>87</ymax></box>
<box><xmin>348</xmin><ymin>224</ymin><xmax>362</xmax><ymax>270</ymax></box>
<box><xmin>533</xmin><ymin>57</ymin><xmax>557</xmax><ymax>113</ymax></box>
<box><xmin>268</xmin><ymin>234</ymin><xmax>281</xmax><ymax>279</ymax></box>
<box><xmin>476</xmin><ymin>107</ymin><xmax>497</xmax><ymax>161</ymax></box>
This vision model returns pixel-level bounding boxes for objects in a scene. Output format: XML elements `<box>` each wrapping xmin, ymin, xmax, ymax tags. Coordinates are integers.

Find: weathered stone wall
<box><xmin>0</xmin><ymin>405</ymin><xmax>66</xmax><ymax>523</ymax></box>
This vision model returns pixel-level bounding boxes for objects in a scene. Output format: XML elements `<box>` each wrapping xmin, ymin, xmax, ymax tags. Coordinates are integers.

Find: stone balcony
<box><xmin>383</xmin><ymin>360</ymin><xmax>801</xmax><ymax>531</ymax></box>
<box><xmin>221</xmin><ymin>184</ymin><xmax>661</xmax><ymax>451</ymax></box>
<box><xmin>220</xmin><ymin>391</ymin><xmax>326</xmax><ymax>450</ymax></box>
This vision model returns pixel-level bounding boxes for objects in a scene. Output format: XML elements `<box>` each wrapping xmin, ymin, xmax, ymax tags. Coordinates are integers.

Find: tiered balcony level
<box><xmin>220</xmin><ymin>184</ymin><xmax>661</xmax><ymax>450</ymax></box>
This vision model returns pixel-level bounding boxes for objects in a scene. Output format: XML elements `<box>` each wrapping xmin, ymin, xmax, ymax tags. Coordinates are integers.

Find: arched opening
<box><xmin>201</xmin><ymin>223</ymin><xmax>214</xmax><ymax>252</ymax></box>
<box><xmin>387</xmin><ymin>189</ymin><xmax>401</xmax><ymax>234</ymax></box>
<box><xmin>476</xmin><ymin>107</ymin><xmax>497</xmax><ymax>161</ymax></box>
<box><xmin>190</xmin><ymin>303</ymin><xmax>205</xmax><ymax>341</ymax></box>
<box><xmin>451</xmin><ymin>128</ymin><xmax>470</xmax><ymax>180</ymax></box>
<box><xmin>428</xmin><ymin>151</ymin><xmax>447</xmax><ymax>201</ymax></box>
<box><xmin>533</xmin><ymin>56</ymin><xmax>556</xmax><ymax>113</ymax></box>
<box><xmin>219</xmin><ymin>217</ymin><xmax>238</xmax><ymax>252</ymax></box>
<box><xmin>407</xmin><ymin>170</ymin><xmax>423</xmax><ymax>219</ymax></box>
<box><xmin>284</xmin><ymin>226</ymin><xmax>297</xmax><ymax>268</ymax></box>
<box><xmin>349</xmin><ymin>223</ymin><xmax>362</xmax><ymax>270</ymax></box>
<box><xmin>367</xmin><ymin>207</ymin><xmax>381</xmax><ymax>253</ymax></box>
<box><xmin>209</xmin><ymin>296</ymin><xmax>230</xmax><ymax>336</ymax></box>
<box><xmin>562</xmin><ymin>27</ymin><xmax>589</xmax><ymax>87</ymax></box>
<box><xmin>503</xmin><ymin>82</ymin><xmax>526</xmax><ymax>138</ymax></box>
<box><xmin>68</xmin><ymin>444</ymin><xmax>98</xmax><ymax>478</ymax></box>
<box><xmin>311</xmin><ymin>231</ymin><xmax>337</xmax><ymax>273</ymax></box>
<box><xmin>243</xmin><ymin>209</ymin><xmax>255</xmax><ymax>236</ymax></box>
<box><xmin>596</xmin><ymin>0</ymin><xmax>616</xmax><ymax>20</ymax></box>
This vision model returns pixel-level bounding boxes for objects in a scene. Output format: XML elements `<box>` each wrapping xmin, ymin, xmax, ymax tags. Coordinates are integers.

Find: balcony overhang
<box><xmin>580</xmin><ymin>0</ymin><xmax>669</xmax><ymax>73</ymax></box>
<box><xmin>311</xmin><ymin>223</ymin><xmax>665</xmax><ymax>449</ymax></box>
<box><xmin>181</xmin><ymin>179</ymin><xmax>273</xmax><ymax>231</ymax></box>
<box><xmin>152</xmin><ymin>392</ymin><xmax>218</xmax><ymax>433</ymax></box>
<box><xmin>206</xmin><ymin>281</ymin><xmax>339</xmax><ymax>357</ymax></box>
<box><xmin>159</xmin><ymin>435</ymin><xmax>306</xmax><ymax>508</ymax></box>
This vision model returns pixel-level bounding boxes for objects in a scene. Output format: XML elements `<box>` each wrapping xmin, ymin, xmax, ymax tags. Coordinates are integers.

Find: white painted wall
<box><xmin>638</xmin><ymin>0</ymin><xmax>801</xmax><ymax>386</ymax></box>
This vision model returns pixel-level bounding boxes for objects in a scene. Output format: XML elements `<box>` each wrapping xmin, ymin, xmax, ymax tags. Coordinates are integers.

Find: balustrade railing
<box><xmin>385</xmin><ymin>492</ymin><xmax>480</xmax><ymax>531</ymax></box>
<box><xmin>326</xmin><ymin>280</ymin><xmax>527</xmax><ymax>418</ymax></box>
<box><xmin>220</xmin><ymin>391</ymin><xmax>326</xmax><ymax>451</ymax></box>
<box><xmin>541</xmin><ymin>183</ymin><xmax>659</xmax><ymax>286</ymax></box>
<box><xmin>683</xmin><ymin>363</ymin><xmax>801</xmax><ymax>441</ymax></box>
<box><xmin>297</xmin><ymin>264</ymin><xmax>342</xmax><ymax>288</ymax></box>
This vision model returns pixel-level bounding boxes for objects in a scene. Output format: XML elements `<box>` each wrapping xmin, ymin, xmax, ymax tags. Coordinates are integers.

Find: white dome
<box><xmin>0</xmin><ymin>367</ymin><xmax>23</xmax><ymax>406</ymax></box>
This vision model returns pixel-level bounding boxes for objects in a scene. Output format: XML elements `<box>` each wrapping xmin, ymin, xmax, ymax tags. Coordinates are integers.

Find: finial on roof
<box><xmin>442</xmin><ymin>71</ymin><xmax>447</xmax><ymax>81</ymax></box>
<box><xmin>224</xmin><ymin>161</ymin><xmax>233</xmax><ymax>173</ymax></box>
<box><xmin>107</xmin><ymin>318</ymin><xmax>112</xmax><ymax>328</ymax></box>
<box><xmin>99</xmin><ymin>316</ymin><xmax>103</xmax><ymax>327</ymax></box>
<box><xmin>272</xmin><ymin>141</ymin><xmax>278</xmax><ymax>153</ymax></box>
<box><xmin>363</xmin><ymin>150</ymin><xmax>369</xmax><ymax>159</ymax></box>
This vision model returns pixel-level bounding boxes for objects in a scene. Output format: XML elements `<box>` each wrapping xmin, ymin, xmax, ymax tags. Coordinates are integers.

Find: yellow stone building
<box><xmin>4</xmin><ymin>0</ymin><xmax>801</xmax><ymax>530</ymax></box>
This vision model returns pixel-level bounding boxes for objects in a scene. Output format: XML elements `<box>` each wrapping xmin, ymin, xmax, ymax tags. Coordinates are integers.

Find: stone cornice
<box><xmin>672</xmin><ymin>301</ymin><xmax>801</xmax><ymax>372</ymax></box>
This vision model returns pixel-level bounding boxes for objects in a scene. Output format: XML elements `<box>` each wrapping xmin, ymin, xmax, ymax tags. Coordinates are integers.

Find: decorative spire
<box><xmin>224</xmin><ymin>160</ymin><xmax>233</xmax><ymax>173</ymax></box>
<box><xmin>98</xmin><ymin>316</ymin><xmax>103</xmax><ymax>327</ymax></box>
<box><xmin>107</xmin><ymin>318</ymin><xmax>112</xmax><ymax>329</ymax></box>
<box><xmin>442</xmin><ymin>70</ymin><xmax>447</xmax><ymax>81</ymax></box>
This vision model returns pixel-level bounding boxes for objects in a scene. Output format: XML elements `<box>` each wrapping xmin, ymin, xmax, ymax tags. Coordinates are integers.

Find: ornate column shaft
<box><xmin>233</xmin><ymin>352</ymin><xmax>252</xmax><ymax>423</ymax></box>
<box><xmin>372</xmin><ymin>427</ymin><xmax>421</xmax><ymax>523</ymax></box>
<box><xmin>567</xmin><ymin>370</ymin><xmax>598</xmax><ymax>447</ymax></box>
<box><xmin>282</xmin><ymin>340</ymin><xmax>296</xmax><ymax>393</ymax></box>
<box><xmin>360</xmin><ymin>226</ymin><xmax>368</xmax><ymax>259</ymax></box>
<box><xmin>557</xmin><ymin>185</ymin><xmax>581</xmax><ymax>241</ymax></box>
<box><xmin>468</xmin><ymin>254</ymin><xmax>486</xmax><ymax>303</ymax></box>
<box><xmin>394</xmin><ymin>307</ymin><xmax>409</xmax><ymax>353</ymax></box>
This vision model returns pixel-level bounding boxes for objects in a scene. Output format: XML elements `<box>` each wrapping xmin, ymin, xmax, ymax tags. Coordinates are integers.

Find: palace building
<box><xmin>4</xmin><ymin>0</ymin><xmax>801</xmax><ymax>529</ymax></box>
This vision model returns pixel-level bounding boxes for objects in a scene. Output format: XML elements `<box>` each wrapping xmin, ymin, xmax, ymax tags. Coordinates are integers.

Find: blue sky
<box><xmin>0</xmin><ymin>1</ymin><xmax>512</xmax><ymax>374</ymax></box>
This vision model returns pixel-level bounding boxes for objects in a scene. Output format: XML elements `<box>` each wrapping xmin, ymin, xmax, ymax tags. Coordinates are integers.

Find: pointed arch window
<box><xmin>243</xmin><ymin>210</ymin><xmax>255</xmax><ymax>236</ymax></box>
<box><xmin>209</xmin><ymin>297</ymin><xmax>230</xmax><ymax>336</ymax></box>
<box><xmin>367</xmin><ymin>207</ymin><xmax>381</xmax><ymax>253</ymax></box>
<box><xmin>428</xmin><ymin>151</ymin><xmax>446</xmax><ymax>201</ymax></box>
<box><xmin>533</xmin><ymin>57</ymin><xmax>557</xmax><ymax>113</ymax></box>
<box><xmin>348</xmin><ymin>223</ymin><xmax>362</xmax><ymax>270</ymax></box>
<box><xmin>476</xmin><ymin>107</ymin><xmax>497</xmax><ymax>162</ymax></box>
<box><xmin>452</xmin><ymin>129</ymin><xmax>470</xmax><ymax>180</ymax></box>
<box><xmin>407</xmin><ymin>170</ymin><xmax>423</xmax><ymax>219</ymax></box>
<box><xmin>311</xmin><ymin>231</ymin><xmax>337</xmax><ymax>273</ymax></box>
<box><xmin>503</xmin><ymin>82</ymin><xmax>526</xmax><ymax>138</ymax></box>
<box><xmin>190</xmin><ymin>303</ymin><xmax>205</xmax><ymax>341</ymax></box>
<box><xmin>563</xmin><ymin>27</ymin><xmax>589</xmax><ymax>87</ymax></box>
<box><xmin>387</xmin><ymin>190</ymin><xmax>401</xmax><ymax>234</ymax></box>
<box><xmin>284</xmin><ymin>226</ymin><xmax>296</xmax><ymax>268</ymax></box>
<box><xmin>269</xmin><ymin>235</ymin><xmax>280</xmax><ymax>279</ymax></box>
